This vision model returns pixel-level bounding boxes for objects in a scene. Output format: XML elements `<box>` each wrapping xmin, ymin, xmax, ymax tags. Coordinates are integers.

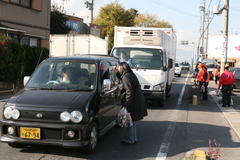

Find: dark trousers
<box><xmin>199</xmin><ymin>81</ymin><xmax>208</xmax><ymax>100</ymax></box>
<box><xmin>214</xmin><ymin>76</ymin><xmax>219</xmax><ymax>84</ymax></box>
<box><xmin>221</xmin><ymin>84</ymin><xmax>232</xmax><ymax>107</ymax></box>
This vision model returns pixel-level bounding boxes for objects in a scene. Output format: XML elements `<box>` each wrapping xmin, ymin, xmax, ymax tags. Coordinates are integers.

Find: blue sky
<box><xmin>52</xmin><ymin>0</ymin><xmax>240</xmax><ymax>63</ymax></box>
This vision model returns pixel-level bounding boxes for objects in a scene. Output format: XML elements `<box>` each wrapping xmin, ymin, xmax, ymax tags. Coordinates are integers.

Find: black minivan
<box><xmin>0</xmin><ymin>54</ymin><xmax>123</xmax><ymax>153</ymax></box>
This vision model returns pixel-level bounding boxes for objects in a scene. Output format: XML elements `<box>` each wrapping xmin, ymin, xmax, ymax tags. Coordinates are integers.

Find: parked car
<box><xmin>0</xmin><ymin>54</ymin><xmax>123</xmax><ymax>153</ymax></box>
<box><xmin>201</xmin><ymin>59</ymin><xmax>220</xmax><ymax>79</ymax></box>
<box><xmin>175</xmin><ymin>62</ymin><xmax>182</xmax><ymax>77</ymax></box>
<box><xmin>229</xmin><ymin>67</ymin><xmax>240</xmax><ymax>90</ymax></box>
<box><xmin>181</xmin><ymin>61</ymin><xmax>190</xmax><ymax>70</ymax></box>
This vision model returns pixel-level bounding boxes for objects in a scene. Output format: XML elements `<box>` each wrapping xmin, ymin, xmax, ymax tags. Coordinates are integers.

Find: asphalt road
<box><xmin>0</xmin><ymin>71</ymin><xmax>239</xmax><ymax>160</ymax></box>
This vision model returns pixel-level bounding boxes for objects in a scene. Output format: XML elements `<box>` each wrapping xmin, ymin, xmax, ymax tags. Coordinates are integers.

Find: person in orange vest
<box><xmin>218</xmin><ymin>64</ymin><xmax>235</xmax><ymax>107</ymax></box>
<box><xmin>197</xmin><ymin>65</ymin><xmax>210</xmax><ymax>101</ymax></box>
<box><xmin>213</xmin><ymin>66</ymin><xmax>220</xmax><ymax>85</ymax></box>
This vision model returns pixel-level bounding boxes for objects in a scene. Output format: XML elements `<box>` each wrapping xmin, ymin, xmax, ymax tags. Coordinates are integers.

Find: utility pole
<box><xmin>205</xmin><ymin>11</ymin><xmax>211</xmax><ymax>58</ymax></box>
<box><xmin>213</xmin><ymin>0</ymin><xmax>229</xmax><ymax>73</ymax></box>
<box><xmin>199</xmin><ymin>0</ymin><xmax>205</xmax><ymax>60</ymax></box>
<box><xmin>220</xmin><ymin>0</ymin><xmax>229</xmax><ymax>74</ymax></box>
<box><xmin>85</xmin><ymin>0</ymin><xmax>94</xmax><ymax>24</ymax></box>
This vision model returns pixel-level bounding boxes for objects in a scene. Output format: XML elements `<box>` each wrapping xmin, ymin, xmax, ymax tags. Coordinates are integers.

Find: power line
<box><xmin>151</xmin><ymin>0</ymin><xmax>199</xmax><ymax>18</ymax></box>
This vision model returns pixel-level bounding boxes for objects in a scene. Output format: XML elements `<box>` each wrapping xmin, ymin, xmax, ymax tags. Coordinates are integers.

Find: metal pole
<box><xmin>91</xmin><ymin>0</ymin><xmax>94</xmax><ymax>24</ymax></box>
<box><xmin>201</xmin><ymin>0</ymin><xmax>205</xmax><ymax>60</ymax></box>
<box><xmin>220</xmin><ymin>0</ymin><xmax>229</xmax><ymax>74</ymax></box>
<box><xmin>205</xmin><ymin>11</ymin><xmax>210</xmax><ymax>58</ymax></box>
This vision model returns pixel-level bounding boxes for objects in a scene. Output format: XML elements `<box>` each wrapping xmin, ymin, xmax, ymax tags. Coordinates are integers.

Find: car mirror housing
<box><xmin>103</xmin><ymin>79</ymin><xmax>111</xmax><ymax>91</ymax></box>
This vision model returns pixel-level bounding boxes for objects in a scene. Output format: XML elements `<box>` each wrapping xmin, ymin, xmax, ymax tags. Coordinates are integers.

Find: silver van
<box><xmin>201</xmin><ymin>59</ymin><xmax>220</xmax><ymax>79</ymax></box>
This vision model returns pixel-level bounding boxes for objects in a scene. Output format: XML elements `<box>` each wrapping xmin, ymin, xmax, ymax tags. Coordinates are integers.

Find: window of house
<box><xmin>10</xmin><ymin>0</ymin><xmax>31</xmax><ymax>8</ymax></box>
<box><xmin>21</xmin><ymin>37</ymin><xmax>40</xmax><ymax>47</ymax></box>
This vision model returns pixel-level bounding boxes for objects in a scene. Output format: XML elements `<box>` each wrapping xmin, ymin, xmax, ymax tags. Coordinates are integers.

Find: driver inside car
<box><xmin>56</xmin><ymin>65</ymin><xmax>76</xmax><ymax>84</ymax></box>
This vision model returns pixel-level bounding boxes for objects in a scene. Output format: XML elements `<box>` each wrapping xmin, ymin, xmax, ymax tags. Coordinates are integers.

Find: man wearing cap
<box><xmin>218</xmin><ymin>64</ymin><xmax>235</xmax><ymax>107</ymax></box>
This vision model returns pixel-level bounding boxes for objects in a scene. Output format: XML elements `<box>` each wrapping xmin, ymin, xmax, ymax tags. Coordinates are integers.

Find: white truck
<box><xmin>111</xmin><ymin>26</ymin><xmax>177</xmax><ymax>106</ymax></box>
<box><xmin>49</xmin><ymin>34</ymin><xmax>108</xmax><ymax>57</ymax></box>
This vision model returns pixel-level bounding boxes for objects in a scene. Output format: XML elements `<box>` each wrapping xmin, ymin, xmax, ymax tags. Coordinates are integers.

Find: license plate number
<box><xmin>20</xmin><ymin>127</ymin><xmax>40</xmax><ymax>139</ymax></box>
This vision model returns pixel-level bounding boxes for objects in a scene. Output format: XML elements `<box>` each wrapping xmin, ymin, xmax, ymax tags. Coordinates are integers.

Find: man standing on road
<box><xmin>218</xmin><ymin>64</ymin><xmax>235</xmax><ymax>107</ymax></box>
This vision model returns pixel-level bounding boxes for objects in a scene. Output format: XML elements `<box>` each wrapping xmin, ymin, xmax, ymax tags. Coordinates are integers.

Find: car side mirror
<box><xmin>103</xmin><ymin>79</ymin><xmax>111</xmax><ymax>91</ymax></box>
<box><xmin>24</xmin><ymin>76</ymin><xmax>30</xmax><ymax>86</ymax></box>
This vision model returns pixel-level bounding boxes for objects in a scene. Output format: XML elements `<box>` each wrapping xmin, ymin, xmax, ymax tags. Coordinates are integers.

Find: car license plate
<box><xmin>20</xmin><ymin>127</ymin><xmax>40</xmax><ymax>139</ymax></box>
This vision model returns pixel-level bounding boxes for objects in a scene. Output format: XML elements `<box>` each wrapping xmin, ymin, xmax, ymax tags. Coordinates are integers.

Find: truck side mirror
<box><xmin>168</xmin><ymin>58</ymin><xmax>173</xmax><ymax>68</ymax></box>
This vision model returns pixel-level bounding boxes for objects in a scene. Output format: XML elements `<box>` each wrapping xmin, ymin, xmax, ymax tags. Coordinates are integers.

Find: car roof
<box><xmin>44</xmin><ymin>54</ymin><xmax>117</xmax><ymax>63</ymax></box>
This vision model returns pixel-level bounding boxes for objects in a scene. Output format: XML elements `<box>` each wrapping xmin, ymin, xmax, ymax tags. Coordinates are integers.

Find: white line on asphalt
<box><xmin>155</xmin><ymin>72</ymin><xmax>190</xmax><ymax>160</ymax></box>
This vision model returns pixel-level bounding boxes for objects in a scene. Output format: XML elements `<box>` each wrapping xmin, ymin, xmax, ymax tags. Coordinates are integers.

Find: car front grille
<box><xmin>17</xmin><ymin>110</ymin><xmax>61</xmax><ymax>123</ymax></box>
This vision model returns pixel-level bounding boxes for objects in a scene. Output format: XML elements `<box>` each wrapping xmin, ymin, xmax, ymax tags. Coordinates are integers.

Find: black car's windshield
<box><xmin>25</xmin><ymin>61</ymin><xmax>97</xmax><ymax>91</ymax></box>
<box><xmin>112</xmin><ymin>48</ymin><xmax>165</xmax><ymax>69</ymax></box>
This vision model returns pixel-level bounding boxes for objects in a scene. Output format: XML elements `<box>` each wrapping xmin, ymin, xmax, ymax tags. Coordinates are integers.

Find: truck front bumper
<box><xmin>142</xmin><ymin>90</ymin><xmax>165</xmax><ymax>100</ymax></box>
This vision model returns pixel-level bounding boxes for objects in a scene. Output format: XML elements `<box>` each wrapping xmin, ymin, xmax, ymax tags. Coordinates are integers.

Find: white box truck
<box><xmin>50</xmin><ymin>34</ymin><xmax>108</xmax><ymax>57</ymax></box>
<box><xmin>111</xmin><ymin>26</ymin><xmax>177</xmax><ymax>106</ymax></box>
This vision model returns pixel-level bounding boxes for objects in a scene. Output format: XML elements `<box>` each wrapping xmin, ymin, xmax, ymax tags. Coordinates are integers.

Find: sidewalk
<box><xmin>185</xmin><ymin>79</ymin><xmax>240</xmax><ymax>160</ymax></box>
<box><xmin>208</xmin><ymin>81</ymin><xmax>240</xmax><ymax>140</ymax></box>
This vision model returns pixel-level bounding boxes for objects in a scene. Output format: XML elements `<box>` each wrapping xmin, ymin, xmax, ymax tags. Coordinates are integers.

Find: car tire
<box><xmin>82</xmin><ymin>122</ymin><xmax>99</xmax><ymax>154</ymax></box>
<box><xmin>178</xmin><ymin>73</ymin><xmax>181</xmax><ymax>77</ymax></box>
<box><xmin>8</xmin><ymin>143</ymin><xmax>28</xmax><ymax>148</ymax></box>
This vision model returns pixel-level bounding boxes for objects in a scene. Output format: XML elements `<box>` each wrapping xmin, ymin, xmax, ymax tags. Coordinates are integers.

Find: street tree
<box><xmin>50</xmin><ymin>4</ymin><xmax>72</xmax><ymax>34</ymax></box>
<box><xmin>94</xmin><ymin>2</ymin><xmax>138</xmax><ymax>52</ymax></box>
<box><xmin>134</xmin><ymin>13</ymin><xmax>172</xmax><ymax>28</ymax></box>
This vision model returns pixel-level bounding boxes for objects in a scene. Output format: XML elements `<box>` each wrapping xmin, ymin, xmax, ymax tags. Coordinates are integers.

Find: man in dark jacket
<box><xmin>117</xmin><ymin>62</ymin><xmax>148</xmax><ymax>145</ymax></box>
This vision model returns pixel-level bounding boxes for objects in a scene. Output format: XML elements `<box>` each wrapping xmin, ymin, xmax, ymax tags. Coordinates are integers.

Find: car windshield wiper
<box><xmin>67</xmin><ymin>89</ymin><xmax>91</xmax><ymax>91</ymax></box>
<box><xmin>37</xmin><ymin>87</ymin><xmax>59</xmax><ymax>90</ymax></box>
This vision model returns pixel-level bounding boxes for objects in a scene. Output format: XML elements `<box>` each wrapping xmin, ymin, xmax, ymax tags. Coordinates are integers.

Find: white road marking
<box><xmin>155</xmin><ymin>72</ymin><xmax>190</xmax><ymax>160</ymax></box>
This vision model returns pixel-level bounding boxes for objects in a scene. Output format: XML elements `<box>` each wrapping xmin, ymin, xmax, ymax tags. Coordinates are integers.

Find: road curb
<box><xmin>209</xmin><ymin>90</ymin><xmax>240</xmax><ymax>139</ymax></box>
<box><xmin>184</xmin><ymin>150</ymin><xmax>207</xmax><ymax>160</ymax></box>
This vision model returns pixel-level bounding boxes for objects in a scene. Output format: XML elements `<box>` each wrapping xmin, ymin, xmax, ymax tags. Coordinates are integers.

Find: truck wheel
<box><xmin>82</xmin><ymin>122</ymin><xmax>99</xmax><ymax>154</ymax></box>
<box><xmin>8</xmin><ymin>143</ymin><xmax>28</xmax><ymax>148</ymax></box>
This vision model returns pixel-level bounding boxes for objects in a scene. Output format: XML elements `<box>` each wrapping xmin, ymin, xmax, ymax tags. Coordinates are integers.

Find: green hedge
<box><xmin>0</xmin><ymin>41</ymin><xmax>49</xmax><ymax>88</ymax></box>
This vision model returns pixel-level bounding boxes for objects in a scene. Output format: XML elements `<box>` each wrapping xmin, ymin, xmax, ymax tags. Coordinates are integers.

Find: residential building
<box><xmin>0</xmin><ymin>0</ymin><xmax>50</xmax><ymax>49</ymax></box>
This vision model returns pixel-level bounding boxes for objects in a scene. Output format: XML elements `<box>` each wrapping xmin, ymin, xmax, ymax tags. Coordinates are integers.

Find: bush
<box><xmin>0</xmin><ymin>41</ymin><xmax>49</xmax><ymax>89</ymax></box>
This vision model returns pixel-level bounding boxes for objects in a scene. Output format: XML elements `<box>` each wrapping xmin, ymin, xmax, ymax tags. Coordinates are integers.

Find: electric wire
<box><xmin>151</xmin><ymin>0</ymin><xmax>199</xmax><ymax>18</ymax></box>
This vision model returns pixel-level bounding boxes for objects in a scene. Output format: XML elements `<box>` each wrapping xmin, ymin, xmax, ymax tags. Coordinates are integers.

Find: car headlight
<box><xmin>60</xmin><ymin>111</ymin><xmax>71</xmax><ymax>122</ymax></box>
<box><xmin>70</xmin><ymin>111</ymin><xmax>83</xmax><ymax>123</ymax></box>
<box><xmin>153</xmin><ymin>83</ymin><xmax>165</xmax><ymax>91</ymax></box>
<box><xmin>3</xmin><ymin>107</ymin><xmax>20</xmax><ymax>119</ymax></box>
<box><xmin>4</xmin><ymin>107</ymin><xmax>12</xmax><ymax>119</ymax></box>
<box><xmin>12</xmin><ymin>109</ymin><xmax>20</xmax><ymax>119</ymax></box>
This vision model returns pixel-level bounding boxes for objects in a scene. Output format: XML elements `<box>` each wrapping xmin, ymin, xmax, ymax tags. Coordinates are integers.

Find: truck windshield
<box><xmin>25</xmin><ymin>61</ymin><xmax>97</xmax><ymax>91</ymax></box>
<box><xmin>112</xmin><ymin>48</ymin><xmax>164</xmax><ymax>69</ymax></box>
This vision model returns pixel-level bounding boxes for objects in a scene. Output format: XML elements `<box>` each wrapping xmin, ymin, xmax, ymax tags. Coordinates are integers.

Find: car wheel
<box><xmin>178</xmin><ymin>73</ymin><xmax>181</xmax><ymax>77</ymax></box>
<box><xmin>82</xmin><ymin>122</ymin><xmax>99</xmax><ymax>154</ymax></box>
<box><xmin>8</xmin><ymin>143</ymin><xmax>28</xmax><ymax>148</ymax></box>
